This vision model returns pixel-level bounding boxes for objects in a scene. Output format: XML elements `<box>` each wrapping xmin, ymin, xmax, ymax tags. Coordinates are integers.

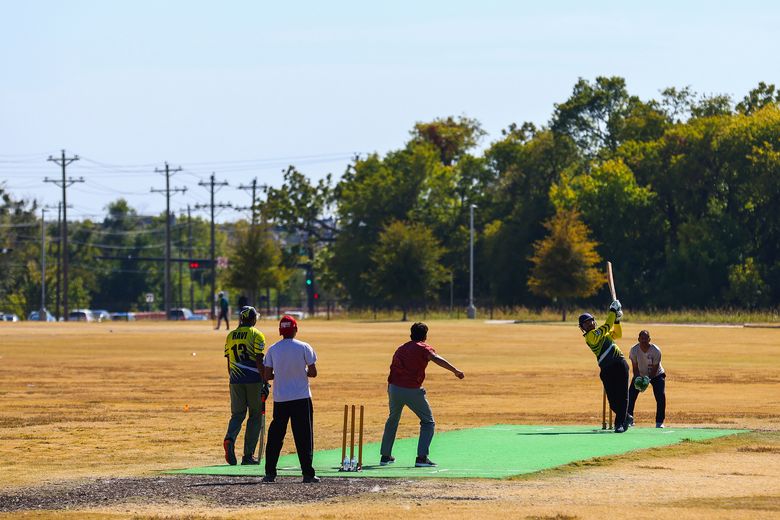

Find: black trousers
<box><xmin>628</xmin><ymin>372</ymin><xmax>666</xmax><ymax>424</ymax></box>
<box><xmin>264</xmin><ymin>397</ymin><xmax>315</xmax><ymax>478</ymax></box>
<box><xmin>600</xmin><ymin>357</ymin><xmax>630</xmax><ymax>429</ymax></box>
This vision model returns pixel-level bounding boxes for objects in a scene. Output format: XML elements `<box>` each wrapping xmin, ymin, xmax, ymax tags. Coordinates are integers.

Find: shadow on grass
<box><xmin>516</xmin><ymin>431</ymin><xmax>610</xmax><ymax>436</ymax></box>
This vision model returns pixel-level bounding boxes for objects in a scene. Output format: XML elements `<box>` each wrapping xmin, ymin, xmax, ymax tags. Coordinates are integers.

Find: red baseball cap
<box><xmin>279</xmin><ymin>315</ymin><xmax>298</xmax><ymax>337</ymax></box>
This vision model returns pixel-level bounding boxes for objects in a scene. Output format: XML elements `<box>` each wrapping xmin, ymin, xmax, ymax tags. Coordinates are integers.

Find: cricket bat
<box><xmin>604</xmin><ymin>260</ymin><xmax>616</xmax><ymax>429</ymax></box>
<box><xmin>607</xmin><ymin>261</ymin><xmax>617</xmax><ymax>301</ymax></box>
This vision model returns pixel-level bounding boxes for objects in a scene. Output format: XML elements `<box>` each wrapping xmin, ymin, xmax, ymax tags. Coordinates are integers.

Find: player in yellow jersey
<box><xmin>223</xmin><ymin>306</ymin><xmax>268</xmax><ymax>465</ymax></box>
<box><xmin>578</xmin><ymin>300</ymin><xmax>631</xmax><ymax>433</ymax></box>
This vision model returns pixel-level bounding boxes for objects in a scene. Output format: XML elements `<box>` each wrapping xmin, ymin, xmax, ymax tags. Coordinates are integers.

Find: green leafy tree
<box><xmin>410</xmin><ymin>115</ymin><xmax>486</xmax><ymax>166</ymax></box>
<box><xmin>332</xmin><ymin>143</ymin><xmax>446</xmax><ymax>303</ymax></box>
<box><xmin>736</xmin><ymin>82</ymin><xmax>779</xmax><ymax>115</ymax></box>
<box><xmin>726</xmin><ymin>257</ymin><xmax>770</xmax><ymax>308</ymax></box>
<box><xmin>480</xmin><ymin>128</ymin><xmax>580</xmax><ymax>305</ymax></box>
<box><xmin>528</xmin><ymin>209</ymin><xmax>603</xmax><ymax>320</ymax></box>
<box><xmin>0</xmin><ymin>187</ymin><xmax>38</xmax><ymax>316</ymax></box>
<box><xmin>550</xmin><ymin>159</ymin><xmax>666</xmax><ymax>304</ymax></box>
<box><xmin>551</xmin><ymin>76</ymin><xmax>635</xmax><ymax>156</ymax></box>
<box><xmin>225</xmin><ymin>220</ymin><xmax>290</xmax><ymax>306</ymax></box>
<box><xmin>363</xmin><ymin>220</ymin><xmax>447</xmax><ymax>321</ymax></box>
<box><xmin>690</xmin><ymin>93</ymin><xmax>733</xmax><ymax>118</ymax></box>
<box><xmin>660</xmin><ymin>86</ymin><xmax>696</xmax><ymax>123</ymax></box>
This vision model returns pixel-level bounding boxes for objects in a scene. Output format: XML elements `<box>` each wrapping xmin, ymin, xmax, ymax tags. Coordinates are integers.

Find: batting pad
<box><xmin>170</xmin><ymin>425</ymin><xmax>746</xmax><ymax>479</ymax></box>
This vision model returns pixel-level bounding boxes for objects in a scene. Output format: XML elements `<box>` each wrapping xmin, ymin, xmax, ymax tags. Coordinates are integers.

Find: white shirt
<box><xmin>629</xmin><ymin>343</ymin><xmax>665</xmax><ymax>378</ymax></box>
<box><xmin>263</xmin><ymin>338</ymin><xmax>317</xmax><ymax>403</ymax></box>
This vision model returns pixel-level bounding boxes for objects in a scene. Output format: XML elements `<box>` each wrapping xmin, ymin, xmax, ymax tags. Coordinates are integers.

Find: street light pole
<box><xmin>467</xmin><ymin>204</ymin><xmax>477</xmax><ymax>319</ymax></box>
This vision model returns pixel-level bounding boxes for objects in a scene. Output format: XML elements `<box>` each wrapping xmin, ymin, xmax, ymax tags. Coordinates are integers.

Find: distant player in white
<box><xmin>627</xmin><ymin>330</ymin><xmax>666</xmax><ymax>428</ymax></box>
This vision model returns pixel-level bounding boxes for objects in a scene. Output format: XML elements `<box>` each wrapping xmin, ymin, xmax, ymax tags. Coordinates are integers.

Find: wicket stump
<box><xmin>340</xmin><ymin>404</ymin><xmax>364</xmax><ymax>471</ymax></box>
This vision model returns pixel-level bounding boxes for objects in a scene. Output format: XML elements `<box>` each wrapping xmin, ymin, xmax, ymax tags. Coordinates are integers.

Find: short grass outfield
<box><xmin>174</xmin><ymin>425</ymin><xmax>747</xmax><ymax>479</ymax></box>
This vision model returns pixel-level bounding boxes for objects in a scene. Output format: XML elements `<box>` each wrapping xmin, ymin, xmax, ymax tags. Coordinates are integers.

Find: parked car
<box><xmin>169</xmin><ymin>308</ymin><xmax>207</xmax><ymax>321</ymax></box>
<box><xmin>110</xmin><ymin>312</ymin><xmax>136</xmax><ymax>321</ymax></box>
<box><xmin>68</xmin><ymin>309</ymin><xmax>96</xmax><ymax>322</ymax></box>
<box><xmin>92</xmin><ymin>309</ymin><xmax>111</xmax><ymax>322</ymax></box>
<box><xmin>28</xmin><ymin>309</ymin><xmax>56</xmax><ymax>322</ymax></box>
<box><xmin>1</xmin><ymin>313</ymin><xmax>21</xmax><ymax>322</ymax></box>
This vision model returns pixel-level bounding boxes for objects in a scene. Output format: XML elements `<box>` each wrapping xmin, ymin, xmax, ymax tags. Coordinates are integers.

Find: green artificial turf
<box><xmin>170</xmin><ymin>425</ymin><xmax>746</xmax><ymax>479</ymax></box>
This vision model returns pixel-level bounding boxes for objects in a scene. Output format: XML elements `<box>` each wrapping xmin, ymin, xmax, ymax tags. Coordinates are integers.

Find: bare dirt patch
<box><xmin>0</xmin><ymin>475</ymin><xmax>403</xmax><ymax>512</ymax></box>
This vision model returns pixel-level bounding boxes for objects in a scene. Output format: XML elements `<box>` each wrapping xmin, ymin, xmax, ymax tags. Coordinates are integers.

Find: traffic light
<box><xmin>306</xmin><ymin>277</ymin><xmax>312</xmax><ymax>286</ymax></box>
<box><xmin>189</xmin><ymin>261</ymin><xmax>200</xmax><ymax>269</ymax></box>
<box><xmin>313</xmin><ymin>292</ymin><xmax>319</xmax><ymax>300</ymax></box>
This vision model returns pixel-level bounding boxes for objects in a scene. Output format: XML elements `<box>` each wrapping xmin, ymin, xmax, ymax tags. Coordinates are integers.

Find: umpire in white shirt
<box><xmin>262</xmin><ymin>315</ymin><xmax>319</xmax><ymax>483</ymax></box>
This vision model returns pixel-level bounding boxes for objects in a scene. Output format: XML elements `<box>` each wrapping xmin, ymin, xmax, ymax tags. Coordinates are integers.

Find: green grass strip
<box><xmin>170</xmin><ymin>425</ymin><xmax>746</xmax><ymax>479</ymax></box>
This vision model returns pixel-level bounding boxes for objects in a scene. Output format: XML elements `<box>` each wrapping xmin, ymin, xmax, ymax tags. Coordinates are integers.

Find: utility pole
<box><xmin>178</xmin><ymin>212</ymin><xmax>183</xmax><ymax>308</ymax></box>
<box><xmin>45</xmin><ymin>149</ymin><xmax>82</xmax><ymax>321</ymax></box>
<box><xmin>40</xmin><ymin>207</ymin><xmax>47</xmax><ymax>320</ymax></box>
<box><xmin>55</xmin><ymin>202</ymin><xmax>61</xmax><ymax>320</ymax></box>
<box><xmin>187</xmin><ymin>205</ymin><xmax>194</xmax><ymax>310</ymax></box>
<box><xmin>151</xmin><ymin>162</ymin><xmax>186</xmax><ymax>320</ymax></box>
<box><xmin>236</xmin><ymin>179</ymin><xmax>269</xmax><ymax>308</ymax></box>
<box><xmin>237</xmin><ymin>178</ymin><xmax>267</xmax><ymax>227</ymax></box>
<box><xmin>195</xmin><ymin>173</ymin><xmax>230</xmax><ymax>319</ymax></box>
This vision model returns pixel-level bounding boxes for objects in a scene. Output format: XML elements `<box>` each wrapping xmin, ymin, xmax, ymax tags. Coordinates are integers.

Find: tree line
<box><xmin>1</xmin><ymin>77</ymin><xmax>779</xmax><ymax>318</ymax></box>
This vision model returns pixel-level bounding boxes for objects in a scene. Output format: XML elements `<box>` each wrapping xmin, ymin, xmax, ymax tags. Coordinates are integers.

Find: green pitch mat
<box><xmin>170</xmin><ymin>425</ymin><xmax>746</xmax><ymax>479</ymax></box>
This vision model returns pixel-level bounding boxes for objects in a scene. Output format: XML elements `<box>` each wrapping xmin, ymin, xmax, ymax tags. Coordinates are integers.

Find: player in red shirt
<box><xmin>379</xmin><ymin>322</ymin><xmax>464</xmax><ymax>467</ymax></box>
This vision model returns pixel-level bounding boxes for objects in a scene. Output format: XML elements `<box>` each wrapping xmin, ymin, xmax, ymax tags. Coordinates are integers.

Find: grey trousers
<box><xmin>225</xmin><ymin>382</ymin><xmax>262</xmax><ymax>458</ymax></box>
<box><xmin>380</xmin><ymin>383</ymin><xmax>435</xmax><ymax>458</ymax></box>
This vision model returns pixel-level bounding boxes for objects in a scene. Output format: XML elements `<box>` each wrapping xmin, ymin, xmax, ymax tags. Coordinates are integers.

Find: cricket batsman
<box><xmin>578</xmin><ymin>300</ymin><xmax>631</xmax><ymax>432</ymax></box>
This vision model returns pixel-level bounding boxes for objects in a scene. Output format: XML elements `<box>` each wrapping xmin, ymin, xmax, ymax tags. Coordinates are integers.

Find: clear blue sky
<box><xmin>1</xmin><ymin>0</ymin><xmax>777</xmax><ymax>220</ymax></box>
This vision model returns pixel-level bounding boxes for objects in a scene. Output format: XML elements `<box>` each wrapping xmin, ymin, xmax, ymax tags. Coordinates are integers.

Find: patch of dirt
<box><xmin>737</xmin><ymin>445</ymin><xmax>780</xmax><ymax>453</ymax></box>
<box><xmin>673</xmin><ymin>495</ymin><xmax>780</xmax><ymax>512</ymax></box>
<box><xmin>0</xmin><ymin>475</ymin><xmax>403</xmax><ymax>513</ymax></box>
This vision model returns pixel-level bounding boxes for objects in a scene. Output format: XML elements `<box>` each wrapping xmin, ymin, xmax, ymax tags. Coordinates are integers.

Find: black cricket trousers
<box><xmin>600</xmin><ymin>356</ymin><xmax>630</xmax><ymax>430</ymax></box>
<box><xmin>264</xmin><ymin>397</ymin><xmax>315</xmax><ymax>478</ymax></box>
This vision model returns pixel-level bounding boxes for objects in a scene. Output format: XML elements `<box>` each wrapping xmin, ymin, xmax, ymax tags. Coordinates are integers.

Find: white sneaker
<box><xmin>656</xmin><ymin>423</ymin><xmax>665</xmax><ymax>428</ymax></box>
<box><xmin>615</xmin><ymin>425</ymin><xmax>626</xmax><ymax>433</ymax></box>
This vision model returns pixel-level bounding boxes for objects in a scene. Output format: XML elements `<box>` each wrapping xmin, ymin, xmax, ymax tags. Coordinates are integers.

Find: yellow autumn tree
<box><xmin>528</xmin><ymin>209</ymin><xmax>603</xmax><ymax>320</ymax></box>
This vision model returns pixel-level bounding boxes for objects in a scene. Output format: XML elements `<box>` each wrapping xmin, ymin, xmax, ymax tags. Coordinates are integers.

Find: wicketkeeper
<box><xmin>628</xmin><ymin>329</ymin><xmax>666</xmax><ymax>428</ymax></box>
<box><xmin>579</xmin><ymin>300</ymin><xmax>631</xmax><ymax>432</ymax></box>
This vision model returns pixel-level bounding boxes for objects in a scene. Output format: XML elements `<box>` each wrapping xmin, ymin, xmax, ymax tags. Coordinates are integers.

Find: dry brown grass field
<box><xmin>0</xmin><ymin>319</ymin><xmax>778</xmax><ymax>519</ymax></box>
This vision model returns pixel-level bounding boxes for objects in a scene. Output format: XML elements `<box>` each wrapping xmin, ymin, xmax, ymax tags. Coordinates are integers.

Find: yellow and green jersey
<box><xmin>583</xmin><ymin>310</ymin><xmax>624</xmax><ymax>366</ymax></box>
<box><xmin>224</xmin><ymin>326</ymin><xmax>266</xmax><ymax>384</ymax></box>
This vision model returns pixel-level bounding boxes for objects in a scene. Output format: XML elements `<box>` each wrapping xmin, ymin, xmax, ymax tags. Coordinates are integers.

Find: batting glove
<box><xmin>609</xmin><ymin>299</ymin><xmax>622</xmax><ymax>313</ymax></box>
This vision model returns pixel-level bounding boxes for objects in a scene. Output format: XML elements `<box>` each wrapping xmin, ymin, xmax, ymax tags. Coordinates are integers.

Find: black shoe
<box><xmin>615</xmin><ymin>425</ymin><xmax>626</xmax><ymax>433</ymax></box>
<box><xmin>380</xmin><ymin>455</ymin><xmax>395</xmax><ymax>466</ymax></box>
<box><xmin>261</xmin><ymin>475</ymin><xmax>276</xmax><ymax>483</ymax></box>
<box><xmin>223</xmin><ymin>439</ymin><xmax>237</xmax><ymax>465</ymax></box>
<box><xmin>302</xmin><ymin>475</ymin><xmax>320</xmax><ymax>483</ymax></box>
<box><xmin>415</xmin><ymin>456</ymin><xmax>437</xmax><ymax>467</ymax></box>
<box><xmin>241</xmin><ymin>456</ymin><xmax>259</xmax><ymax>465</ymax></box>
<box><xmin>626</xmin><ymin>414</ymin><xmax>635</xmax><ymax>428</ymax></box>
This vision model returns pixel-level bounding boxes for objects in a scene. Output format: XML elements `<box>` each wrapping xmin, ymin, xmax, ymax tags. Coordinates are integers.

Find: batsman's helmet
<box><xmin>578</xmin><ymin>313</ymin><xmax>595</xmax><ymax>328</ymax></box>
<box><xmin>239</xmin><ymin>306</ymin><xmax>257</xmax><ymax>325</ymax></box>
